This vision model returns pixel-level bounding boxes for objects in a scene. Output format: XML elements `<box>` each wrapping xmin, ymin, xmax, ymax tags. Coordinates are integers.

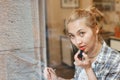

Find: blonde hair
<box><xmin>65</xmin><ymin>7</ymin><xmax>104</xmax><ymax>42</ymax></box>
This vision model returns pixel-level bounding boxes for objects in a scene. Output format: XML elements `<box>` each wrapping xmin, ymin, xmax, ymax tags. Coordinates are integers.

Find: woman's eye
<box><xmin>79</xmin><ymin>32</ymin><xmax>85</xmax><ymax>37</ymax></box>
<box><xmin>68</xmin><ymin>34</ymin><xmax>74</xmax><ymax>39</ymax></box>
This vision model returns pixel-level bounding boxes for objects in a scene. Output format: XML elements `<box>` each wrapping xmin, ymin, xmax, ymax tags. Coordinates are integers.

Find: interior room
<box><xmin>0</xmin><ymin>0</ymin><xmax>120</xmax><ymax>80</ymax></box>
<box><xmin>45</xmin><ymin>0</ymin><xmax>120</xmax><ymax>79</ymax></box>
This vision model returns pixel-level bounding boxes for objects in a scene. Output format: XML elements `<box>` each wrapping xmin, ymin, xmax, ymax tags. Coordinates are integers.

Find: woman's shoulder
<box><xmin>108</xmin><ymin>46</ymin><xmax>120</xmax><ymax>58</ymax></box>
<box><xmin>106</xmin><ymin>46</ymin><xmax>120</xmax><ymax>64</ymax></box>
<box><xmin>103</xmin><ymin>41</ymin><xmax>120</xmax><ymax>58</ymax></box>
<box><xmin>99</xmin><ymin>42</ymin><xmax>120</xmax><ymax>64</ymax></box>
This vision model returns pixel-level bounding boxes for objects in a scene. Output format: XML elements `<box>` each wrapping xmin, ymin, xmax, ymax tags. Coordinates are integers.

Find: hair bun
<box><xmin>86</xmin><ymin>6</ymin><xmax>104</xmax><ymax>22</ymax></box>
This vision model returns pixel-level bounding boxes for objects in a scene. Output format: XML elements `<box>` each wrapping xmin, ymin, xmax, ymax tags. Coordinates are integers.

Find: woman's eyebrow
<box><xmin>76</xmin><ymin>29</ymin><xmax>83</xmax><ymax>33</ymax></box>
<box><xmin>68</xmin><ymin>29</ymin><xmax>83</xmax><ymax>35</ymax></box>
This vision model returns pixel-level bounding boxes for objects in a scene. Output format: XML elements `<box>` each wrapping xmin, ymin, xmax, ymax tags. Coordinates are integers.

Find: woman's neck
<box><xmin>88</xmin><ymin>41</ymin><xmax>102</xmax><ymax>59</ymax></box>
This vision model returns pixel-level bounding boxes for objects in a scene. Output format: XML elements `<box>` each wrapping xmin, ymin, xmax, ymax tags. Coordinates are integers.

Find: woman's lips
<box><xmin>79</xmin><ymin>47</ymin><xmax>85</xmax><ymax>50</ymax></box>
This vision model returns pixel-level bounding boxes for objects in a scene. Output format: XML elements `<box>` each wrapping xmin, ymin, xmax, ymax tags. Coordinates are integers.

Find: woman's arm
<box><xmin>85</xmin><ymin>67</ymin><xmax>97</xmax><ymax>80</ymax></box>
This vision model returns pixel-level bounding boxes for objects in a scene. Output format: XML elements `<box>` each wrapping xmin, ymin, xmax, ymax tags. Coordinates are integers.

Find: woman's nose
<box><xmin>76</xmin><ymin>37</ymin><xmax>82</xmax><ymax>45</ymax></box>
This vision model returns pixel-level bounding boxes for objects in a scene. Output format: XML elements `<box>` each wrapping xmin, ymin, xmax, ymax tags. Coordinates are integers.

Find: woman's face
<box><xmin>67</xmin><ymin>19</ymin><xmax>98</xmax><ymax>53</ymax></box>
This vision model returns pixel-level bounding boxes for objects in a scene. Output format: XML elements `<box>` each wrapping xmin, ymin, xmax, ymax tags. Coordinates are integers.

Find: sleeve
<box><xmin>73</xmin><ymin>66</ymin><xmax>82</xmax><ymax>80</ymax></box>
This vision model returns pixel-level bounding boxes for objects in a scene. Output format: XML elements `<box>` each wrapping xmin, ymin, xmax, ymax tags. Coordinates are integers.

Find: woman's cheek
<box><xmin>71</xmin><ymin>39</ymin><xmax>77</xmax><ymax>46</ymax></box>
<box><xmin>70</xmin><ymin>38</ymin><xmax>74</xmax><ymax>43</ymax></box>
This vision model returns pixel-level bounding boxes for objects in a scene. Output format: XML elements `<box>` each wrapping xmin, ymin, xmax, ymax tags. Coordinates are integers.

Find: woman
<box><xmin>44</xmin><ymin>7</ymin><xmax>120</xmax><ymax>80</ymax></box>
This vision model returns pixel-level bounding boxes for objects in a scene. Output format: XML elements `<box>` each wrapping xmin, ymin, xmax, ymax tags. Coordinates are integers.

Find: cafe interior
<box><xmin>45</xmin><ymin>0</ymin><xmax>120</xmax><ymax>79</ymax></box>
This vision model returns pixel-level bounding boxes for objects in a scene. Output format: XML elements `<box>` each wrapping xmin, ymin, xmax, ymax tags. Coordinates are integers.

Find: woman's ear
<box><xmin>95</xmin><ymin>25</ymin><xmax>99</xmax><ymax>34</ymax></box>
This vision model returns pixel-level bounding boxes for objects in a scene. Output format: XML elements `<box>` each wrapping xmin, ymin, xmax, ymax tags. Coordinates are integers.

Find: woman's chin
<box><xmin>84</xmin><ymin>49</ymin><xmax>89</xmax><ymax>54</ymax></box>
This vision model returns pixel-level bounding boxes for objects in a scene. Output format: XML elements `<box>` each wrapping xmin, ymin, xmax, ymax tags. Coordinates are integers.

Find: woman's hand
<box><xmin>74</xmin><ymin>50</ymin><xmax>91</xmax><ymax>69</ymax></box>
<box><xmin>74</xmin><ymin>50</ymin><xmax>97</xmax><ymax>80</ymax></box>
<box><xmin>44</xmin><ymin>67</ymin><xmax>58</xmax><ymax>80</ymax></box>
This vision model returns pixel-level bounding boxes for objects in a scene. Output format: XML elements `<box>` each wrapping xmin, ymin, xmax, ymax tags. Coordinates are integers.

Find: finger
<box><xmin>74</xmin><ymin>61</ymin><xmax>78</xmax><ymax>65</ymax></box>
<box><xmin>43</xmin><ymin>67</ymin><xmax>47</xmax><ymax>73</ymax></box>
<box><xmin>47</xmin><ymin>68</ymin><xmax>53</xmax><ymax>79</ymax></box>
<box><xmin>49</xmin><ymin>68</ymin><xmax>56</xmax><ymax>74</ymax></box>
<box><xmin>74</xmin><ymin>50</ymin><xmax>80</xmax><ymax>60</ymax></box>
<box><xmin>74</xmin><ymin>50</ymin><xmax>84</xmax><ymax>66</ymax></box>
<box><xmin>74</xmin><ymin>52</ymin><xmax>86</xmax><ymax>66</ymax></box>
<box><xmin>82</xmin><ymin>52</ymin><xmax>89</xmax><ymax>60</ymax></box>
<box><xmin>43</xmin><ymin>67</ymin><xmax>50</xmax><ymax>79</ymax></box>
<box><xmin>74</xmin><ymin>60</ymin><xmax>84</xmax><ymax>66</ymax></box>
<box><xmin>43</xmin><ymin>70</ymin><xmax>47</xmax><ymax>79</ymax></box>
